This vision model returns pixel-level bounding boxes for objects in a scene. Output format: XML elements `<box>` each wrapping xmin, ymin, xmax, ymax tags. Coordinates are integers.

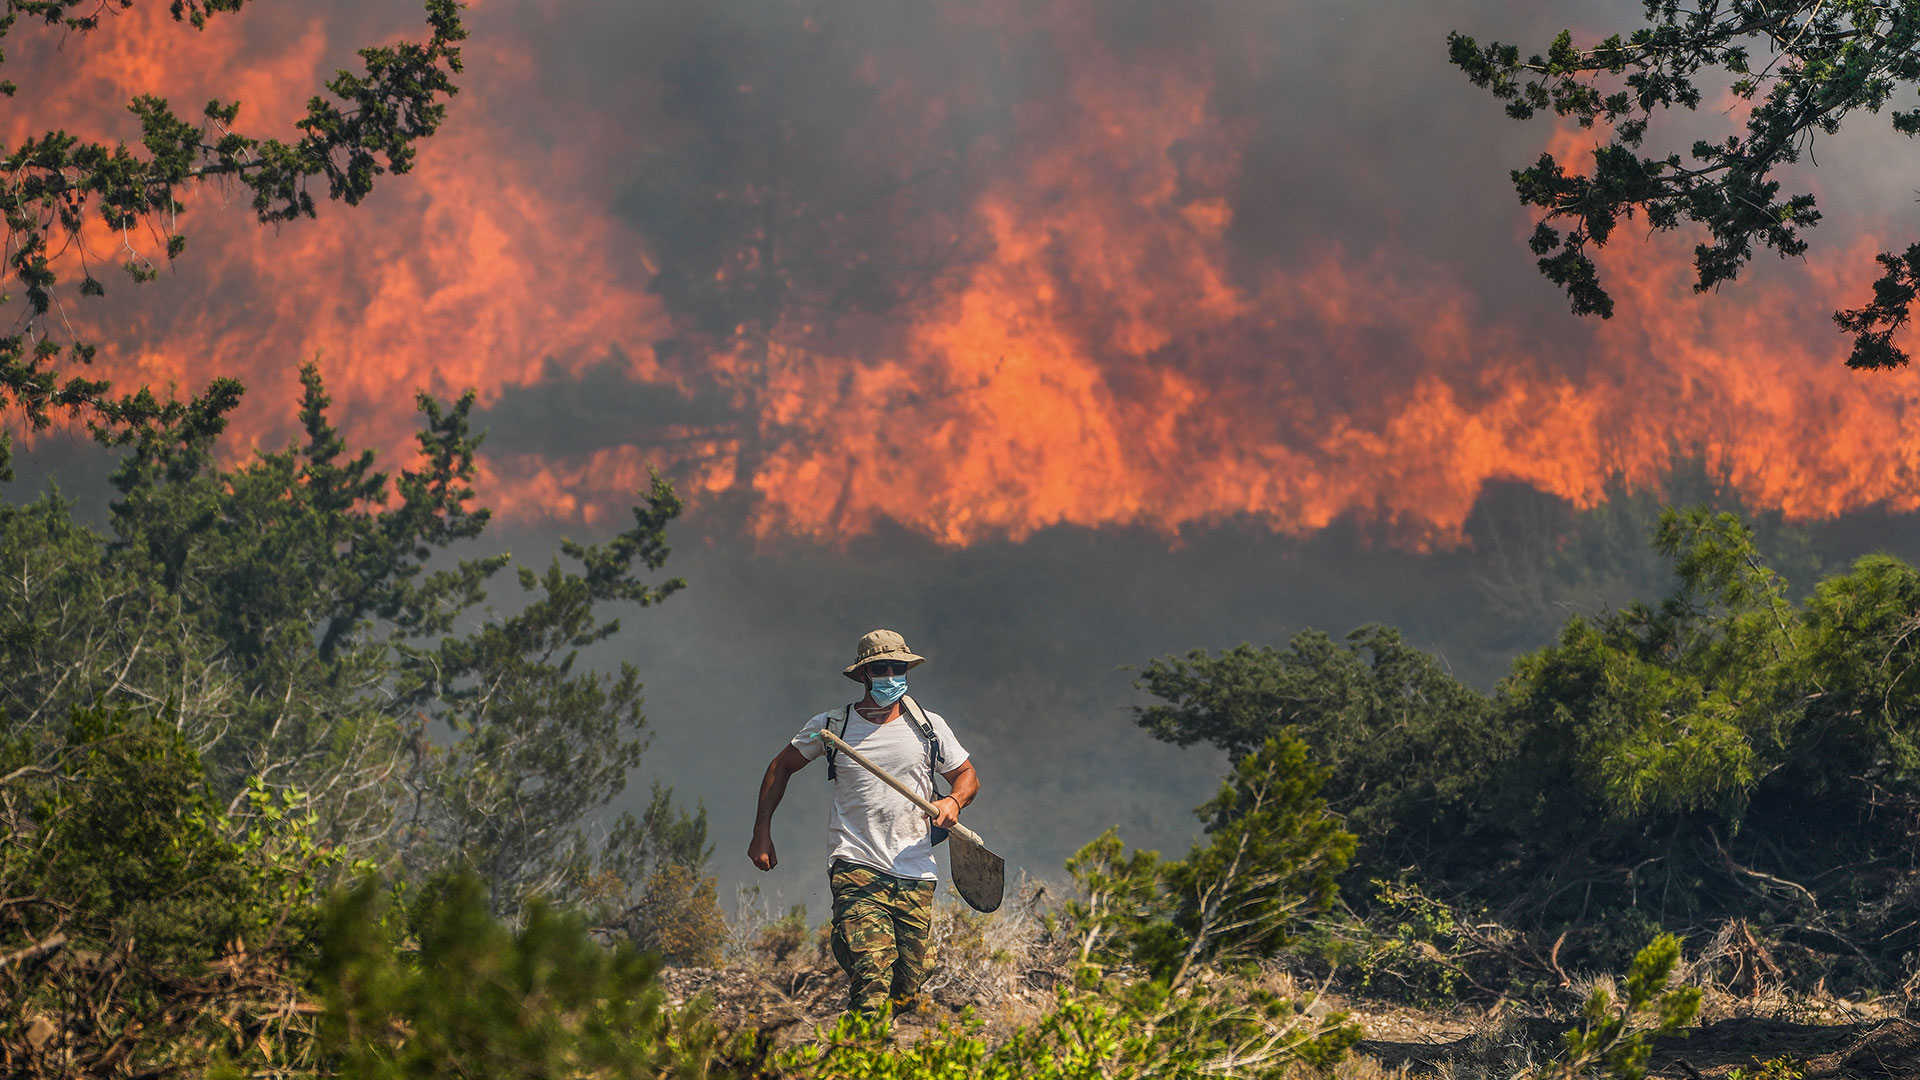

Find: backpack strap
<box><xmin>901</xmin><ymin>695</ymin><xmax>951</xmax><ymax>847</ymax></box>
<box><xmin>823</xmin><ymin>704</ymin><xmax>853</xmax><ymax>782</ymax></box>
<box><xmin>900</xmin><ymin>695</ymin><xmax>943</xmax><ymax>781</ymax></box>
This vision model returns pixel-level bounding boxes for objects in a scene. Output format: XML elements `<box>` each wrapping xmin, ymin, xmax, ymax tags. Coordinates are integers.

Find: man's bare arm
<box><xmin>748</xmin><ymin>744</ymin><xmax>812</xmax><ymax>871</ymax></box>
<box><xmin>932</xmin><ymin>759</ymin><xmax>979</xmax><ymax>829</ymax></box>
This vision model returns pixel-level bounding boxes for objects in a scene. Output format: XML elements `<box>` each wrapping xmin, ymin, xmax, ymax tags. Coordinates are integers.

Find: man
<box><xmin>748</xmin><ymin>629</ymin><xmax>980</xmax><ymax>1014</ymax></box>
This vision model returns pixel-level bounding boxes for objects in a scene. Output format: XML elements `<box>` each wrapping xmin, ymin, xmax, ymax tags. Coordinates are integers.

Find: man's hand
<box><xmin>748</xmin><ymin>830</ymin><xmax>778</xmax><ymax>871</ymax></box>
<box><xmin>937</xmin><ymin>761</ymin><xmax>979</xmax><ymax>828</ymax></box>
<box><xmin>751</xmin><ymin>745</ymin><xmax>810</xmax><ymax>872</ymax></box>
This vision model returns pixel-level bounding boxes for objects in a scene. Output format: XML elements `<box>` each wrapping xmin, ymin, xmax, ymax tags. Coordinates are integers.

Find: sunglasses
<box><xmin>863</xmin><ymin>660</ymin><xmax>911</xmax><ymax>676</ymax></box>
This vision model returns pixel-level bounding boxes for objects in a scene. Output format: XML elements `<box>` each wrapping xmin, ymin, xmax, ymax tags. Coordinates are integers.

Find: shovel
<box><xmin>816</xmin><ymin>727</ymin><xmax>1005</xmax><ymax>913</ymax></box>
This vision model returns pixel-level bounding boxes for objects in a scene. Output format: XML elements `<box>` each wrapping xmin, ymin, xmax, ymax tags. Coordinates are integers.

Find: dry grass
<box><xmin>1337</xmin><ymin>1006</ymin><xmax>1561</xmax><ymax>1080</ymax></box>
<box><xmin>669</xmin><ymin>877</ymin><xmax>1072</xmax><ymax>1041</ymax></box>
<box><xmin>1330</xmin><ymin>1056</ymin><xmax>1422</xmax><ymax>1080</ymax></box>
<box><xmin>1417</xmin><ymin>1020</ymin><xmax>1552</xmax><ymax>1080</ymax></box>
<box><xmin>695</xmin><ymin>887</ymin><xmax>1920</xmax><ymax>1077</ymax></box>
<box><xmin>918</xmin><ymin>876</ymin><xmax>1061</xmax><ymax>1024</ymax></box>
<box><xmin>1666</xmin><ymin>919</ymin><xmax>1909</xmax><ymax>1028</ymax></box>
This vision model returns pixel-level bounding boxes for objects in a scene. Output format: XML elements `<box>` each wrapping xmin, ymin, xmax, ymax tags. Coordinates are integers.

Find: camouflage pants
<box><xmin>829</xmin><ymin>860</ymin><xmax>936</xmax><ymax>1014</ymax></box>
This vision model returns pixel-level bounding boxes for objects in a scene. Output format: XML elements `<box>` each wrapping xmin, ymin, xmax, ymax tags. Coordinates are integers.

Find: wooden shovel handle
<box><xmin>817</xmin><ymin>728</ymin><xmax>985</xmax><ymax>847</ymax></box>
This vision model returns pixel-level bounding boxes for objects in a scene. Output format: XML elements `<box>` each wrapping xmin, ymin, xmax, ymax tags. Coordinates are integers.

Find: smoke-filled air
<box><xmin>10</xmin><ymin>0</ymin><xmax>1920</xmax><ymax>1076</ymax></box>
<box><xmin>10</xmin><ymin>0</ymin><xmax>1920</xmax><ymax>540</ymax></box>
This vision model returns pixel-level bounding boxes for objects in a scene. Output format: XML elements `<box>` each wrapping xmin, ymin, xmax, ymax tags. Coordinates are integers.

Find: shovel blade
<box><xmin>948</xmin><ymin>829</ymin><xmax>1005</xmax><ymax>913</ymax></box>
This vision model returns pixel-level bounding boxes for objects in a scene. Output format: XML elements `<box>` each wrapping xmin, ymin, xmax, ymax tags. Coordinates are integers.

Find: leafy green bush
<box><xmin>1138</xmin><ymin>508</ymin><xmax>1920</xmax><ymax>983</ymax></box>
<box><xmin>1060</xmin><ymin>827</ymin><xmax>1163</xmax><ymax>979</ymax></box>
<box><xmin>1535</xmin><ymin>934</ymin><xmax>1700</xmax><ymax>1080</ymax></box>
<box><xmin>1727</xmin><ymin>1057</ymin><xmax>1806</xmax><ymax>1080</ymax></box>
<box><xmin>1</xmin><ymin>705</ymin><xmax>348</xmax><ymax>1076</ymax></box>
<box><xmin>1346</xmin><ymin>879</ymin><xmax>1509</xmax><ymax>1006</ymax></box>
<box><xmin>312</xmin><ymin>874</ymin><xmax>741</xmax><ymax>1079</ymax></box>
<box><xmin>1061</xmin><ymin>736</ymin><xmax>1355</xmax><ymax>991</ymax></box>
<box><xmin>1134</xmin><ymin>626</ymin><xmax>1498</xmax><ymax>862</ymax></box>
<box><xmin>779</xmin><ymin>988</ymin><xmax>1359</xmax><ymax>1080</ymax></box>
<box><xmin>0</xmin><ymin>363</ymin><xmax>699</xmax><ymax>921</ymax></box>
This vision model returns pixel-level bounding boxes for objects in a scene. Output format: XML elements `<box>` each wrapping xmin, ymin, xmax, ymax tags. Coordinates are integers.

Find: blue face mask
<box><xmin>868</xmin><ymin>675</ymin><xmax>908</xmax><ymax>707</ymax></box>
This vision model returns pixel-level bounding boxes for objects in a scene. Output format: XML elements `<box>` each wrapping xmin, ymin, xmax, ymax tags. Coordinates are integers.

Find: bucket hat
<box><xmin>842</xmin><ymin>629</ymin><xmax>927</xmax><ymax>681</ymax></box>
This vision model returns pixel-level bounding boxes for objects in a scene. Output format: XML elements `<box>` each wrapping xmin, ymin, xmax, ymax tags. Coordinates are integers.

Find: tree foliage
<box><xmin>0</xmin><ymin>364</ymin><xmax>697</xmax><ymax>926</ymax></box>
<box><xmin>1061</xmin><ymin>828</ymin><xmax>1162</xmax><ymax>976</ymax></box>
<box><xmin>1449</xmin><ymin>1</ymin><xmax>1920</xmax><ymax>368</ymax></box>
<box><xmin>1145</xmin><ymin>739</ymin><xmax>1357</xmax><ymax>990</ymax></box>
<box><xmin>1462</xmin><ymin>457</ymin><xmax>1827</xmax><ymax>656</ymax></box>
<box><xmin>1061</xmin><ymin>736</ymin><xmax>1355</xmax><ymax>992</ymax></box>
<box><xmin>312</xmin><ymin>875</ymin><xmax>740</xmax><ymax>1080</ymax></box>
<box><xmin>0</xmin><ymin>381</ymin><xmax>727</xmax><ymax>1070</ymax></box>
<box><xmin>0</xmin><ymin>0</ymin><xmax>465</xmax><ymax>477</ymax></box>
<box><xmin>1138</xmin><ymin>507</ymin><xmax>1920</xmax><ymax>978</ymax></box>
<box><xmin>0</xmin><ymin>5</ymin><xmax>743</xmax><ymax>1072</ymax></box>
<box><xmin>1135</xmin><ymin>628</ymin><xmax>1496</xmax><ymax>853</ymax></box>
<box><xmin>0</xmin><ymin>705</ymin><xmax>350</xmax><ymax>1077</ymax></box>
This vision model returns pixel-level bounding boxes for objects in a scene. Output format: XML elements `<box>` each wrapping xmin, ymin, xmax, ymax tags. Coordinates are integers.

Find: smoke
<box><xmin>12</xmin><ymin>0</ymin><xmax>1918</xmax><ymax>539</ymax></box>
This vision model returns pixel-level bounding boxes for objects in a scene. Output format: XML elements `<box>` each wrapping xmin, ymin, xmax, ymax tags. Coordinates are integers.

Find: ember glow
<box><xmin>10</xmin><ymin>0</ymin><xmax>1920</xmax><ymax>544</ymax></box>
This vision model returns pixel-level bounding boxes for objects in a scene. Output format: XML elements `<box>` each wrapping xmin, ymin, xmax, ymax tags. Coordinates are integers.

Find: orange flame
<box><xmin>8</xmin><ymin>3</ymin><xmax>670</xmax><ymax>461</ymax></box>
<box><xmin>9</xmin><ymin>2</ymin><xmax>1919</xmax><ymax>547</ymax></box>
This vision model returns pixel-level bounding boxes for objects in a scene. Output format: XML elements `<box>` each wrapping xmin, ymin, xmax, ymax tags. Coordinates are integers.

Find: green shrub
<box><xmin>0</xmin><ymin>705</ymin><xmax>347</xmax><ymax>1076</ymax></box>
<box><xmin>1134</xmin><ymin>626</ymin><xmax>1498</xmax><ymax>858</ymax></box>
<box><xmin>779</xmin><ymin>987</ymin><xmax>1360</xmax><ymax>1080</ymax></box>
<box><xmin>1349</xmin><ymin>879</ymin><xmax>1495</xmax><ymax>1006</ymax></box>
<box><xmin>1060</xmin><ymin>827</ymin><xmax>1163</xmax><ymax>978</ymax></box>
<box><xmin>1138</xmin><ymin>508</ymin><xmax>1920</xmax><ymax>982</ymax></box>
<box><xmin>1062</xmin><ymin>736</ymin><xmax>1354</xmax><ymax>991</ymax></box>
<box><xmin>1535</xmin><ymin>934</ymin><xmax>1700</xmax><ymax>1080</ymax></box>
<box><xmin>0</xmin><ymin>364</ymin><xmax>697</xmax><ymax>925</ymax></box>
<box><xmin>313</xmin><ymin>874</ymin><xmax>740</xmax><ymax>1078</ymax></box>
<box><xmin>1727</xmin><ymin>1057</ymin><xmax>1806</xmax><ymax>1080</ymax></box>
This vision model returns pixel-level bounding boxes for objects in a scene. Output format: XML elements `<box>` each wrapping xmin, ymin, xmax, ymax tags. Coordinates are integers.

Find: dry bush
<box><xmin>1331</xmin><ymin>1055</ymin><xmax>1421</xmax><ymax>1080</ymax></box>
<box><xmin>726</xmin><ymin>884</ymin><xmax>812</xmax><ymax>970</ymax></box>
<box><xmin>1423</xmin><ymin>1017</ymin><xmax>1554</xmax><ymax>1080</ymax></box>
<box><xmin>3</xmin><ymin>939</ymin><xmax>320</xmax><ymax>1080</ymax></box>
<box><xmin>1668</xmin><ymin>919</ymin><xmax>1907</xmax><ymax>1026</ymax></box>
<box><xmin>921</xmin><ymin>877</ymin><xmax>1060</xmax><ymax>1012</ymax></box>
<box><xmin>627</xmin><ymin>863</ymin><xmax>727</xmax><ymax>967</ymax></box>
<box><xmin>697</xmin><ymin>877</ymin><xmax>1068</xmax><ymax>1036</ymax></box>
<box><xmin>1561</xmin><ymin>970</ymin><xmax>1618</xmax><ymax>1014</ymax></box>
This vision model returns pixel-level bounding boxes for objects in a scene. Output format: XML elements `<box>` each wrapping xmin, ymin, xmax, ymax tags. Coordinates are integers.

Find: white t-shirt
<box><xmin>791</xmin><ymin>698</ymin><xmax>969</xmax><ymax>880</ymax></box>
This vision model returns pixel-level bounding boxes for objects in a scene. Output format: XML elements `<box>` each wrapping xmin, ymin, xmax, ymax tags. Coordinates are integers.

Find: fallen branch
<box><xmin>0</xmin><ymin>931</ymin><xmax>67</xmax><ymax>969</ymax></box>
<box><xmin>1547</xmin><ymin>930</ymin><xmax>1571</xmax><ymax>988</ymax></box>
<box><xmin>1710</xmin><ymin>828</ymin><xmax>1822</xmax><ymax>911</ymax></box>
